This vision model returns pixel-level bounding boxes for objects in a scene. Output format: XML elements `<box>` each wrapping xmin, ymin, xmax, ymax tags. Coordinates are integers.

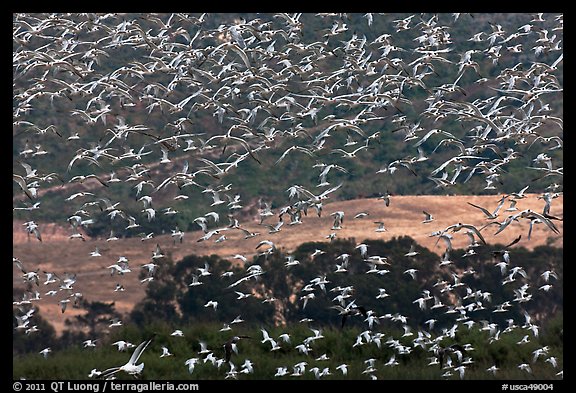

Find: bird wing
<box><xmin>504</xmin><ymin>235</ymin><xmax>522</xmax><ymax>248</ymax></box>
<box><xmin>13</xmin><ymin>174</ymin><xmax>34</xmax><ymax>200</ymax></box>
<box><xmin>462</xmin><ymin>224</ymin><xmax>486</xmax><ymax>244</ymax></box>
<box><xmin>493</xmin><ymin>195</ymin><xmax>508</xmax><ymax>215</ymax></box>
<box><xmin>527</xmin><ymin>220</ymin><xmax>536</xmax><ymax>240</ymax></box>
<box><xmin>275</xmin><ymin>146</ymin><xmax>295</xmax><ymax>165</ymax></box>
<box><xmin>128</xmin><ymin>334</ymin><xmax>156</xmax><ymax>365</ymax></box>
<box><xmin>229</xmin><ymin>136</ymin><xmax>261</xmax><ymax>164</ymax></box>
<box><xmin>97</xmin><ymin>367</ymin><xmax>120</xmax><ymax>379</ymax></box>
<box><xmin>440</xmin><ymin>234</ymin><xmax>453</xmax><ymax>250</ymax></box>
<box><xmin>492</xmin><ymin>215</ymin><xmax>518</xmax><ymax>235</ymax></box>
<box><xmin>228</xmin><ymin>43</ymin><xmax>252</xmax><ymax>71</ymax></box>
<box><xmin>526</xmin><ymin>211</ymin><xmax>560</xmax><ymax>234</ymax></box>
<box><xmin>467</xmin><ymin>202</ymin><xmax>492</xmax><ymax>218</ymax></box>
<box><xmin>87</xmin><ymin>174</ymin><xmax>110</xmax><ymax>187</ymax></box>
<box><xmin>518</xmin><ymin>185</ymin><xmax>530</xmax><ymax>195</ymax></box>
<box><xmin>319</xmin><ymin>183</ymin><xmax>343</xmax><ymax>199</ymax></box>
<box><xmin>261</xmin><ymin>328</ymin><xmax>271</xmax><ymax>341</ymax></box>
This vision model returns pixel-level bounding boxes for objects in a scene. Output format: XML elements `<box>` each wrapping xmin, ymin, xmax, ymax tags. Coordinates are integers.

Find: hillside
<box><xmin>13</xmin><ymin>12</ymin><xmax>563</xmax><ymax>230</ymax></box>
<box><xmin>13</xmin><ymin>13</ymin><xmax>565</xmax><ymax>382</ymax></box>
<box><xmin>13</xmin><ymin>193</ymin><xmax>562</xmax><ymax>334</ymax></box>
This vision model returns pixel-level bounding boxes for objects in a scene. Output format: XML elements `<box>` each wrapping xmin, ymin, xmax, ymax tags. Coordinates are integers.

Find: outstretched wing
<box><xmin>526</xmin><ymin>211</ymin><xmax>560</xmax><ymax>234</ymax></box>
<box><xmin>463</xmin><ymin>224</ymin><xmax>487</xmax><ymax>244</ymax></box>
<box><xmin>503</xmin><ymin>234</ymin><xmax>522</xmax><ymax>248</ymax></box>
<box><xmin>97</xmin><ymin>366</ymin><xmax>120</xmax><ymax>379</ymax></box>
<box><xmin>467</xmin><ymin>202</ymin><xmax>491</xmax><ymax>218</ymax></box>
<box><xmin>128</xmin><ymin>334</ymin><xmax>156</xmax><ymax>365</ymax></box>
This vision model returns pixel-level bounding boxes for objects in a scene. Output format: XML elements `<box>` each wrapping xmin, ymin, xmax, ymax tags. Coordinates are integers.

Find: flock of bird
<box><xmin>13</xmin><ymin>13</ymin><xmax>562</xmax><ymax>380</ymax></box>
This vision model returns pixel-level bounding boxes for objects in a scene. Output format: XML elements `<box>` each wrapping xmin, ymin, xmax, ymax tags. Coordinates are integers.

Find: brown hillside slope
<box><xmin>13</xmin><ymin>193</ymin><xmax>562</xmax><ymax>334</ymax></box>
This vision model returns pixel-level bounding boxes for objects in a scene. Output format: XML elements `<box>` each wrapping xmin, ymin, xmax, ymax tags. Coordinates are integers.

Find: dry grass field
<box><xmin>13</xmin><ymin>193</ymin><xmax>562</xmax><ymax>334</ymax></box>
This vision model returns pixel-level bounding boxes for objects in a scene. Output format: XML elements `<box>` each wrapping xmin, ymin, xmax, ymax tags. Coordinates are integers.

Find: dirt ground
<box><xmin>13</xmin><ymin>193</ymin><xmax>563</xmax><ymax>334</ymax></box>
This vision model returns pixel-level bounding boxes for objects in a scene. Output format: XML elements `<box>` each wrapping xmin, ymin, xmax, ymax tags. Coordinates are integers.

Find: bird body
<box><xmin>160</xmin><ymin>346</ymin><xmax>173</xmax><ymax>357</ymax></box>
<box><xmin>39</xmin><ymin>347</ymin><xmax>51</xmax><ymax>359</ymax></box>
<box><xmin>422</xmin><ymin>211</ymin><xmax>434</xmax><ymax>223</ymax></box>
<box><xmin>405</xmin><ymin>243</ymin><xmax>419</xmax><ymax>257</ymax></box>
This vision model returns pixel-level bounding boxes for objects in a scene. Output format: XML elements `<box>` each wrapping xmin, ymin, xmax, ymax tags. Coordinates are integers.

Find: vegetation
<box><xmin>14</xmin><ymin>237</ymin><xmax>563</xmax><ymax>380</ymax></box>
<box><xmin>13</xmin><ymin>318</ymin><xmax>563</xmax><ymax>380</ymax></box>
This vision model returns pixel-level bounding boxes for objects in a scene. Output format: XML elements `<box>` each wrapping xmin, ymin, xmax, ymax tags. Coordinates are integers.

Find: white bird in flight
<box><xmin>405</xmin><ymin>243</ymin><xmax>419</xmax><ymax>257</ymax></box>
<box><xmin>99</xmin><ymin>334</ymin><xmax>156</xmax><ymax>379</ymax></box>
